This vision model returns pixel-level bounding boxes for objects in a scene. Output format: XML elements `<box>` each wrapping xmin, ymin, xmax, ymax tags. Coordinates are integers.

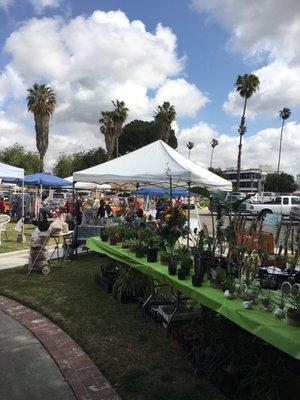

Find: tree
<box><xmin>208</xmin><ymin>167</ymin><xmax>227</xmax><ymax>179</ymax></box>
<box><xmin>235</xmin><ymin>74</ymin><xmax>260</xmax><ymax>189</ymax></box>
<box><xmin>99</xmin><ymin>111</ymin><xmax>114</xmax><ymax>159</ymax></box>
<box><xmin>0</xmin><ymin>144</ymin><xmax>42</xmax><ymax>174</ymax></box>
<box><xmin>53</xmin><ymin>147</ymin><xmax>107</xmax><ymax>177</ymax></box>
<box><xmin>154</xmin><ymin>101</ymin><xmax>176</xmax><ymax>143</ymax></box>
<box><xmin>27</xmin><ymin>83</ymin><xmax>56</xmax><ymax>170</ymax></box>
<box><xmin>53</xmin><ymin>153</ymin><xmax>74</xmax><ymax>178</ymax></box>
<box><xmin>210</xmin><ymin>138</ymin><xmax>218</xmax><ymax>168</ymax></box>
<box><xmin>264</xmin><ymin>172</ymin><xmax>297</xmax><ymax>193</ymax></box>
<box><xmin>187</xmin><ymin>142</ymin><xmax>194</xmax><ymax>159</ymax></box>
<box><xmin>118</xmin><ymin>120</ymin><xmax>177</xmax><ymax>155</ymax></box>
<box><xmin>111</xmin><ymin>100</ymin><xmax>129</xmax><ymax>158</ymax></box>
<box><xmin>277</xmin><ymin>108</ymin><xmax>291</xmax><ymax>175</ymax></box>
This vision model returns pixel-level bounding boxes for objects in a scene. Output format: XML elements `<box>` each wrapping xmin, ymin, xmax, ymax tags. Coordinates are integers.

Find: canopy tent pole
<box><xmin>21</xmin><ymin>179</ymin><xmax>25</xmax><ymax>243</ymax></box>
<box><xmin>169</xmin><ymin>176</ymin><xmax>173</xmax><ymax>200</ymax></box>
<box><xmin>187</xmin><ymin>181</ymin><xmax>191</xmax><ymax>250</ymax></box>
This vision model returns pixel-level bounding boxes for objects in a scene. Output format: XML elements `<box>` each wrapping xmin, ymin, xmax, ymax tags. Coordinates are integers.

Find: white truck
<box><xmin>246</xmin><ymin>195</ymin><xmax>300</xmax><ymax>218</ymax></box>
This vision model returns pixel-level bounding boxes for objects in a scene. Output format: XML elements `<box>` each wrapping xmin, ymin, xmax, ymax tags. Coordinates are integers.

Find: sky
<box><xmin>0</xmin><ymin>0</ymin><xmax>299</xmax><ymax>175</ymax></box>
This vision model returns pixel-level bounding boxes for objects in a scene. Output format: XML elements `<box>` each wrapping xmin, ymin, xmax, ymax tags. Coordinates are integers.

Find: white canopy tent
<box><xmin>73</xmin><ymin>140</ymin><xmax>232</xmax><ymax>191</ymax></box>
<box><xmin>0</xmin><ymin>162</ymin><xmax>24</xmax><ymax>181</ymax></box>
<box><xmin>65</xmin><ymin>176</ymin><xmax>111</xmax><ymax>190</ymax></box>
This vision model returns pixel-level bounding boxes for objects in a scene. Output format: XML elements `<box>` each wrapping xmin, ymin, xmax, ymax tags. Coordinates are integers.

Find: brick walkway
<box><xmin>0</xmin><ymin>296</ymin><xmax>120</xmax><ymax>400</ymax></box>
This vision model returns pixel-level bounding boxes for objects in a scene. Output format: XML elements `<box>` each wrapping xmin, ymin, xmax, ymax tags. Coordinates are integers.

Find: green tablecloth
<box><xmin>87</xmin><ymin>237</ymin><xmax>300</xmax><ymax>360</ymax></box>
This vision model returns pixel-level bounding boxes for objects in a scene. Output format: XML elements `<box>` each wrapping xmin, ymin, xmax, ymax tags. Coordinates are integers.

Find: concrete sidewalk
<box><xmin>0</xmin><ymin>310</ymin><xmax>75</xmax><ymax>400</ymax></box>
<box><xmin>0</xmin><ymin>246</ymin><xmax>65</xmax><ymax>271</ymax></box>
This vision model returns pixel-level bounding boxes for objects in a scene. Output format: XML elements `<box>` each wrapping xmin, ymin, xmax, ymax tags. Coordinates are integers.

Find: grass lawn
<box><xmin>0</xmin><ymin>253</ymin><xmax>224</xmax><ymax>400</ymax></box>
<box><xmin>0</xmin><ymin>222</ymin><xmax>34</xmax><ymax>254</ymax></box>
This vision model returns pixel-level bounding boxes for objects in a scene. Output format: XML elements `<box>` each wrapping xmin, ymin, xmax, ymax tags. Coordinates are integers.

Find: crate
<box><xmin>157</xmin><ymin>305</ymin><xmax>202</xmax><ymax>323</ymax></box>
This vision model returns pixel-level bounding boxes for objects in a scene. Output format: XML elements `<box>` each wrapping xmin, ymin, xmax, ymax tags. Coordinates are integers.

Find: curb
<box><xmin>0</xmin><ymin>295</ymin><xmax>120</xmax><ymax>400</ymax></box>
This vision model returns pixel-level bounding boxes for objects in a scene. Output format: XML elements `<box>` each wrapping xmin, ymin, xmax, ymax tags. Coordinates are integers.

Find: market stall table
<box><xmin>87</xmin><ymin>237</ymin><xmax>300</xmax><ymax>360</ymax></box>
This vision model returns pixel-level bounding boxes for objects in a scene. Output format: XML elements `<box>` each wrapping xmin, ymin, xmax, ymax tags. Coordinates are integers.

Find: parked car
<box><xmin>290</xmin><ymin>205</ymin><xmax>300</xmax><ymax>221</ymax></box>
<box><xmin>209</xmin><ymin>193</ymin><xmax>248</xmax><ymax>213</ymax></box>
<box><xmin>246</xmin><ymin>195</ymin><xmax>300</xmax><ymax>218</ymax></box>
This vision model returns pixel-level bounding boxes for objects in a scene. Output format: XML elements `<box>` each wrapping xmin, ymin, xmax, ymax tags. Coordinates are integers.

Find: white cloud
<box><xmin>178</xmin><ymin>121</ymin><xmax>300</xmax><ymax>174</ymax></box>
<box><xmin>153</xmin><ymin>78</ymin><xmax>209</xmax><ymax>118</ymax></box>
<box><xmin>30</xmin><ymin>0</ymin><xmax>60</xmax><ymax>14</ymax></box>
<box><xmin>224</xmin><ymin>61</ymin><xmax>300</xmax><ymax>118</ymax></box>
<box><xmin>0</xmin><ymin>10</ymin><xmax>208</xmax><ymax>168</ymax></box>
<box><xmin>192</xmin><ymin>0</ymin><xmax>300</xmax><ymax>118</ymax></box>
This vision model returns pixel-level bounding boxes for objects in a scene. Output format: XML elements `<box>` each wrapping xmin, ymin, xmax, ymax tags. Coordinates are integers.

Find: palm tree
<box><xmin>99</xmin><ymin>111</ymin><xmax>115</xmax><ymax>159</ymax></box>
<box><xmin>235</xmin><ymin>74</ymin><xmax>260</xmax><ymax>189</ymax></box>
<box><xmin>187</xmin><ymin>141</ymin><xmax>194</xmax><ymax>159</ymax></box>
<box><xmin>210</xmin><ymin>138</ymin><xmax>218</xmax><ymax>168</ymax></box>
<box><xmin>154</xmin><ymin>101</ymin><xmax>176</xmax><ymax>143</ymax></box>
<box><xmin>27</xmin><ymin>83</ymin><xmax>56</xmax><ymax>170</ymax></box>
<box><xmin>111</xmin><ymin>100</ymin><xmax>128</xmax><ymax>157</ymax></box>
<box><xmin>277</xmin><ymin>108</ymin><xmax>291</xmax><ymax>175</ymax></box>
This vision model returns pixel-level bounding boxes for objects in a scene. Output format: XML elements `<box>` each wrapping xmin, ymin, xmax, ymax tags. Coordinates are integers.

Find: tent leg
<box><xmin>187</xmin><ymin>181</ymin><xmax>191</xmax><ymax>250</ymax></box>
<box><xmin>21</xmin><ymin>180</ymin><xmax>25</xmax><ymax>243</ymax></box>
<box><xmin>169</xmin><ymin>176</ymin><xmax>172</xmax><ymax>201</ymax></box>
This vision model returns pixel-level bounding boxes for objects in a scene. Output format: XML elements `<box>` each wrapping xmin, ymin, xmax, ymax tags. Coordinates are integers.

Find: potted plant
<box><xmin>283</xmin><ymin>282</ymin><xmax>300</xmax><ymax>327</ymax></box>
<box><xmin>192</xmin><ymin>255</ymin><xmax>205</xmax><ymax>287</ymax></box>
<box><xmin>160</xmin><ymin>251</ymin><xmax>171</xmax><ymax>265</ymax></box>
<box><xmin>178</xmin><ymin>267</ymin><xmax>186</xmax><ymax>280</ymax></box>
<box><xmin>105</xmin><ymin>226</ymin><xmax>118</xmax><ymax>245</ymax></box>
<box><xmin>146</xmin><ymin>236</ymin><xmax>159</xmax><ymax>263</ymax></box>
<box><xmin>135</xmin><ymin>240</ymin><xmax>145</xmax><ymax>258</ymax></box>
<box><xmin>167</xmin><ymin>252</ymin><xmax>178</xmax><ymax>275</ymax></box>
<box><xmin>100</xmin><ymin>229</ymin><xmax>109</xmax><ymax>242</ymax></box>
<box><xmin>180</xmin><ymin>255</ymin><xmax>193</xmax><ymax>276</ymax></box>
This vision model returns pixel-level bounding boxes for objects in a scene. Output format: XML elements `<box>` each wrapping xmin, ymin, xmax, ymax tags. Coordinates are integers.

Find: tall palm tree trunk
<box><xmin>276</xmin><ymin>118</ymin><xmax>285</xmax><ymax>175</ymax></box>
<box><xmin>236</xmin><ymin>98</ymin><xmax>247</xmax><ymax>190</ymax></box>
<box><xmin>210</xmin><ymin>147</ymin><xmax>214</xmax><ymax>168</ymax></box>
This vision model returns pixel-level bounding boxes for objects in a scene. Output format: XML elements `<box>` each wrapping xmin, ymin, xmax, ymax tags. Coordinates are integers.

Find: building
<box><xmin>223</xmin><ymin>167</ymin><xmax>268</xmax><ymax>193</ymax></box>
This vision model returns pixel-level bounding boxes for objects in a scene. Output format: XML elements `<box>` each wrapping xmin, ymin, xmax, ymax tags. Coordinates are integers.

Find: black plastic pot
<box><xmin>168</xmin><ymin>265</ymin><xmax>177</xmax><ymax>275</ymax></box>
<box><xmin>192</xmin><ymin>275</ymin><xmax>203</xmax><ymax>287</ymax></box>
<box><xmin>287</xmin><ymin>308</ymin><xmax>300</xmax><ymax>327</ymax></box>
<box><xmin>178</xmin><ymin>268</ymin><xmax>186</xmax><ymax>280</ymax></box>
<box><xmin>135</xmin><ymin>247</ymin><xmax>145</xmax><ymax>258</ymax></box>
<box><xmin>147</xmin><ymin>247</ymin><xmax>158</xmax><ymax>263</ymax></box>
<box><xmin>101</xmin><ymin>234</ymin><xmax>109</xmax><ymax>242</ymax></box>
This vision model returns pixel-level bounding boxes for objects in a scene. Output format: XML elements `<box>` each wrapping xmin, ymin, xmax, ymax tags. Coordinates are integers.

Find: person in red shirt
<box><xmin>0</xmin><ymin>197</ymin><xmax>5</xmax><ymax>213</ymax></box>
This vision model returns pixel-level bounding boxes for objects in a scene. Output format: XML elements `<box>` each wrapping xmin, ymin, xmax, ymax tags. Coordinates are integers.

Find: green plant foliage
<box><xmin>264</xmin><ymin>172</ymin><xmax>297</xmax><ymax>193</ymax></box>
<box><xmin>118</xmin><ymin>119</ymin><xmax>177</xmax><ymax>155</ymax></box>
<box><xmin>0</xmin><ymin>144</ymin><xmax>42</xmax><ymax>174</ymax></box>
<box><xmin>53</xmin><ymin>147</ymin><xmax>107</xmax><ymax>177</ymax></box>
<box><xmin>113</xmin><ymin>266</ymin><xmax>154</xmax><ymax>303</ymax></box>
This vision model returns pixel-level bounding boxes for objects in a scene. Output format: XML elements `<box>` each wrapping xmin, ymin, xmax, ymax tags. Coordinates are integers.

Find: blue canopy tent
<box><xmin>24</xmin><ymin>173</ymin><xmax>71</xmax><ymax>186</ymax></box>
<box><xmin>132</xmin><ymin>188</ymin><xmax>189</xmax><ymax>197</ymax></box>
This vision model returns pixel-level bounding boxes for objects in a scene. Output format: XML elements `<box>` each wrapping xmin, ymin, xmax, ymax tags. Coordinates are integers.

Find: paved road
<box><xmin>0</xmin><ymin>311</ymin><xmax>75</xmax><ymax>400</ymax></box>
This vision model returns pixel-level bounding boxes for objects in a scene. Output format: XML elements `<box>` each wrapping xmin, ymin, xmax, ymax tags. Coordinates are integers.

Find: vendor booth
<box><xmin>73</xmin><ymin>140</ymin><xmax>232</xmax><ymax>191</ymax></box>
